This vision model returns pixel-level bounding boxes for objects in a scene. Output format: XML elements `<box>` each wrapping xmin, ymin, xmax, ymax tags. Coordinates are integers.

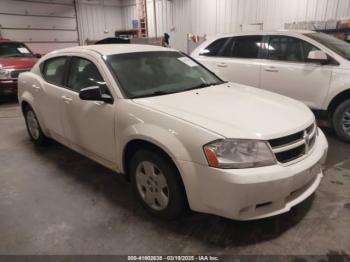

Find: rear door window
<box><xmin>231</xmin><ymin>35</ymin><xmax>263</xmax><ymax>59</ymax></box>
<box><xmin>218</xmin><ymin>38</ymin><xmax>235</xmax><ymax>57</ymax></box>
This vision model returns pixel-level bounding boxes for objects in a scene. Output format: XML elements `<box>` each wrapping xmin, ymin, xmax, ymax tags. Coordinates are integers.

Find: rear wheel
<box><xmin>129</xmin><ymin>149</ymin><xmax>186</xmax><ymax>220</ymax></box>
<box><xmin>333</xmin><ymin>99</ymin><xmax>350</xmax><ymax>143</ymax></box>
<box><xmin>24</xmin><ymin>106</ymin><xmax>48</xmax><ymax>145</ymax></box>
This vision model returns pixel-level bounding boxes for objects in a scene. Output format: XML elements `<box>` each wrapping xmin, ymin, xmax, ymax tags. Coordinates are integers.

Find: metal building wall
<box><xmin>146</xmin><ymin>0</ymin><xmax>172</xmax><ymax>38</ymax></box>
<box><xmin>4</xmin><ymin>0</ymin><xmax>347</xmax><ymax>54</ymax></box>
<box><xmin>120</xmin><ymin>0</ymin><xmax>172</xmax><ymax>35</ymax></box>
<box><xmin>132</xmin><ymin>0</ymin><xmax>350</xmax><ymax>52</ymax></box>
<box><xmin>76</xmin><ymin>0</ymin><xmax>123</xmax><ymax>45</ymax></box>
<box><xmin>0</xmin><ymin>0</ymin><xmax>78</xmax><ymax>54</ymax></box>
<box><xmin>121</xmin><ymin>0</ymin><xmax>137</xmax><ymax>30</ymax></box>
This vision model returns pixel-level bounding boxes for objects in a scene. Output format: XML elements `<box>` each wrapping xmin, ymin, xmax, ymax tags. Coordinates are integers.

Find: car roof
<box><xmin>54</xmin><ymin>44</ymin><xmax>178</xmax><ymax>56</ymax></box>
<box><xmin>210</xmin><ymin>30</ymin><xmax>316</xmax><ymax>38</ymax></box>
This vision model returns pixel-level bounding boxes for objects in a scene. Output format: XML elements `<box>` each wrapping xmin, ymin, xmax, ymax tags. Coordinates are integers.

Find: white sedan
<box><xmin>18</xmin><ymin>44</ymin><xmax>328</xmax><ymax>220</ymax></box>
<box><xmin>191</xmin><ymin>31</ymin><xmax>350</xmax><ymax>142</ymax></box>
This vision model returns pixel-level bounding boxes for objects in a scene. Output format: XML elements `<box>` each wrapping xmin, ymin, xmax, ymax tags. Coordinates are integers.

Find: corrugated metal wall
<box><xmin>120</xmin><ymin>0</ymin><xmax>173</xmax><ymax>35</ymax></box>
<box><xmin>146</xmin><ymin>0</ymin><xmax>173</xmax><ymax>38</ymax></box>
<box><xmin>76</xmin><ymin>0</ymin><xmax>123</xmax><ymax>44</ymax></box>
<box><xmin>135</xmin><ymin>0</ymin><xmax>350</xmax><ymax>52</ymax></box>
<box><xmin>121</xmin><ymin>0</ymin><xmax>137</xmax><ymax>30</ymax></box>
<box><xmin>0</xmin><ymin>0</ymin><xmax>78</xmax><ymax>54</ymax></box>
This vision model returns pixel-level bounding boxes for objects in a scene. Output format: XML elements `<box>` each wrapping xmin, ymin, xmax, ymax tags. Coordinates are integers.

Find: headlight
<box><xmin>0</xmin><ymin>68</ymin><xmax>11</xmax><ymax>80</ymax></box>
<box><xmin>203</xmin><ymin>139</ymin><xmax>276</xmax><ymax>169</ymax></box>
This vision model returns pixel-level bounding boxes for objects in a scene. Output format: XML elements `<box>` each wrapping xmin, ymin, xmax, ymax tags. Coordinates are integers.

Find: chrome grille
<box><xmin>10</xmin><ymin>69</ymin><xmax>30</xmax><ymax>79</ymax></box>
<box><xmin>268</xmin><ymin>123</ymin><xmax>317</xmax><ymax>164</ymax></box>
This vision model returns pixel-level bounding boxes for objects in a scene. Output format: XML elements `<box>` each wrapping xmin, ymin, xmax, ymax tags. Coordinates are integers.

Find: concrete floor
<box><xmin>0</xmin><ymin>97</ymin><xmax>349</xmax><ymax>255</ymax></box>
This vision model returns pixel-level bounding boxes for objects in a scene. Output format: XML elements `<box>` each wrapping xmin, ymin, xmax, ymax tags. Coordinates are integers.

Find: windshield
<box><xmin>0</xmin><ymin>43</ymin><xmax>34</xmax><ymax>58</ymax></box>
<box><xmin>106</xmin><ymin>51</ymin><xmax>223</xmax><ymax>98</ymax></box>
<box><xmin>305</xmin><ymin>32</ymin><xmax>350</xmax><ymax>60</ymax></box>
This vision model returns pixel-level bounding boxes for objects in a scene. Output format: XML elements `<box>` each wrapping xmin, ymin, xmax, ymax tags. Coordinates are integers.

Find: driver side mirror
<box><xmin>79</xmin><ymin>86</ymin><xmax>114</xmax><ymax>104</ymax></box>
<box><xmin>307</xmin><ymin>50</ymin><xmax>328</xmax><ymax>64</ymax></box>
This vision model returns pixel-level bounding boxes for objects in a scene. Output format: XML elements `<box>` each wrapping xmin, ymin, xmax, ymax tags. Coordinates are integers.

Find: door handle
<box><xmin>61</xmin><ymin>95</ymin><xmax>73</xmax><ymax>103</ymax></box>
<box><xmin>264</xmin><ymin>66</ymin><xmax>279</xmax><ymax>72</ymax></box>
<box><xmin>94</xmin><ymin>101</ymin><xmax>104</xmax><ymax>106</ymax></box>
<box><xmin>216</xmin><ymin>63</ymin><xmax>228</xmax><ymax>68</ymax></box>
<box><xmin>32</xmin><ymin>84</ymin><xmax>40</xmax><ymax>91</ymax></box>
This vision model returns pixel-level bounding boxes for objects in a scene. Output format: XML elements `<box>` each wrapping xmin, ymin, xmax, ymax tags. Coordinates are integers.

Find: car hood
<box><xmin>0</xmin><ymin>57</ymin><xmax>38</xmax><ymax>69</ymax></box>
<box><xmin>133</xmin><ymin>83</ymin><xmax>315</xmax><ymax>140</ymax></box>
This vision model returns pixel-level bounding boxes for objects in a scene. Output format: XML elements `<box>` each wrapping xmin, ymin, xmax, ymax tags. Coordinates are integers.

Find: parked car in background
<box><xmin>18</xmin><ymin>44</ymin><xmax>328</xmax><ymax>220</ymax></box>
<box><xmin>192</xmin><ymin>31</ymin><xmax>350</xmax><ymax>142</ymax></box>
<box><xmin>94</xmin><ymin>37</ymin><xmax>130</xmax><ymax>45</ymax></box>
<box><xmin>0</xmin><ymin>39</ymin><xmax>40</xmax><ymax>96</ymax></box>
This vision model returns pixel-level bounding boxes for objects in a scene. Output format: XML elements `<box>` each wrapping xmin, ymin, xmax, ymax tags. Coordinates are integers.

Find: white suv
<box><xmin>192</xmin><ymin>30</ymin><xmax>350</xmax><ymax>142</ymax></box>
<box><xmin>18</xmin><ymin>44</ymin><xmax>328</xmax><ymax>220</ymax></box>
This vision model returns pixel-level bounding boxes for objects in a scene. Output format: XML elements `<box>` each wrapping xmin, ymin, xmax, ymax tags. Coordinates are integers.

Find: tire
<box><xmin>129</xmin><ymin>148</ymin><xmax>186</xmax><ymax>220</ymax></box>
<box><xmin>333</xmin><ymin>99</ymin><xmax>350</xmax><ymax>143</ymax></box>
<box><xmin>24</xmin><ymin>106</ymin><xmax>48</xmax><ymax>146</ymax></box>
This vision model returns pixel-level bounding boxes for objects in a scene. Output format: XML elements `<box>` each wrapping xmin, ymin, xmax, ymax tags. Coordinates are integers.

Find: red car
<box><xmin>0</xmin><ymin>39</ymin><xmax>40</xmax><ymax>96</ymax></box>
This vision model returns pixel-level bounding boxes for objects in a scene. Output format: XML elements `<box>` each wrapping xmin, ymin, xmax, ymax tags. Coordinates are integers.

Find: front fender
<box><xmin>117</xmin><ymin>123</ymin><xmax>193</xmax><ymax>173</ymax></box>
<box><xmin>323</xmin><ymin>68</ymin><xmax>350</xmax><ymax>110</ymax></box>
<box><xmin>118</xmin><ymin>122</ymin><xmax>211</xmax><ymax>211</ymax></box>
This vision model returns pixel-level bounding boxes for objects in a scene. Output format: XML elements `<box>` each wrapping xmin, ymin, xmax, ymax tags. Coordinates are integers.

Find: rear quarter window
<box><xmin>199</xmin><ymin>38</ymin><xmax>229</xmax><ymax>57</ymax></box>
<box><xmin>41</xmin><ymin>57</ymin><xmax>67</xmax><ymax>86</ymax></box>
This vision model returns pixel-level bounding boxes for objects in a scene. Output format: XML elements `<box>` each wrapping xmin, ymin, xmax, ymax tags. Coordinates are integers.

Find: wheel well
<box><xmin>328</xmin><ymin>89</ymin><xmax>350</xmax><ymax>116</ymax></box>
<box><xmin>123</xmin><ymin>139</ymin><xmax>189</xmax><ymax>206</ymax></box>
<box><xmin>21</xmin><ymin>101</ymin><xmax>30</xmax><ymax>114</ymax></box>
<box><xmin>123</xmin><ymin>140</ymin><xmax>175</xmax><ymax>177</ymax></box>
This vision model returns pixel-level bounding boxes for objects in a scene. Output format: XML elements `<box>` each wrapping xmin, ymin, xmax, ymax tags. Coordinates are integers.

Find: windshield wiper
<box><xmin>132</xmin><ymin>82</ymin><xmax>225</xmax><ymax>99</ymax></box>
<box><xmin>132</xmin><ymin>90</ymin><xmax>173</xmax><ymax>99</ymax></box>
<box><xmin>184</xmin><ymin>83</ymin><xmax>211</xmax><ymax>92</ymax></box>
<box><xmin>184</xmin><ymin>81</ymin><xmax>224</xmax><ymax>92</ymax></box>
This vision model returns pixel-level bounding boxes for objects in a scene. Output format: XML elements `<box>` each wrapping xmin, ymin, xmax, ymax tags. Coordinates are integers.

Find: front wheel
<box><xmin>333</xmin><ymin>99</ymin><xmax>350</xmax><ymax>143</ymax></box>
<box><xmin>129</xmin><ymin>149</ymin><xmax>186</xmax><ymax>220</ymax></box>
<box><xmin>24</xmin><ymin>106</ymin><xmax>48</xmax><ymax>145</ymax></box>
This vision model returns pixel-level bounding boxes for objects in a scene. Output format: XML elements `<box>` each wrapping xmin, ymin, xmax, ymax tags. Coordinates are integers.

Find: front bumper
<box><xmin>0</xmin><ymin>80</ymin><xmax>17</xmax><ymax>95</ymax></box>
<box><xmin>178</xmin><ymin>128</ymin><xmax>328</xmax><ymax>220</ymax></box>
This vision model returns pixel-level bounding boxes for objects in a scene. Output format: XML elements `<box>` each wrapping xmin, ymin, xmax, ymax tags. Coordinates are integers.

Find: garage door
<box><xmin>0</xmin><ymin>0</ymin><xmax>79</xmax><ymax>54</ymax></box>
